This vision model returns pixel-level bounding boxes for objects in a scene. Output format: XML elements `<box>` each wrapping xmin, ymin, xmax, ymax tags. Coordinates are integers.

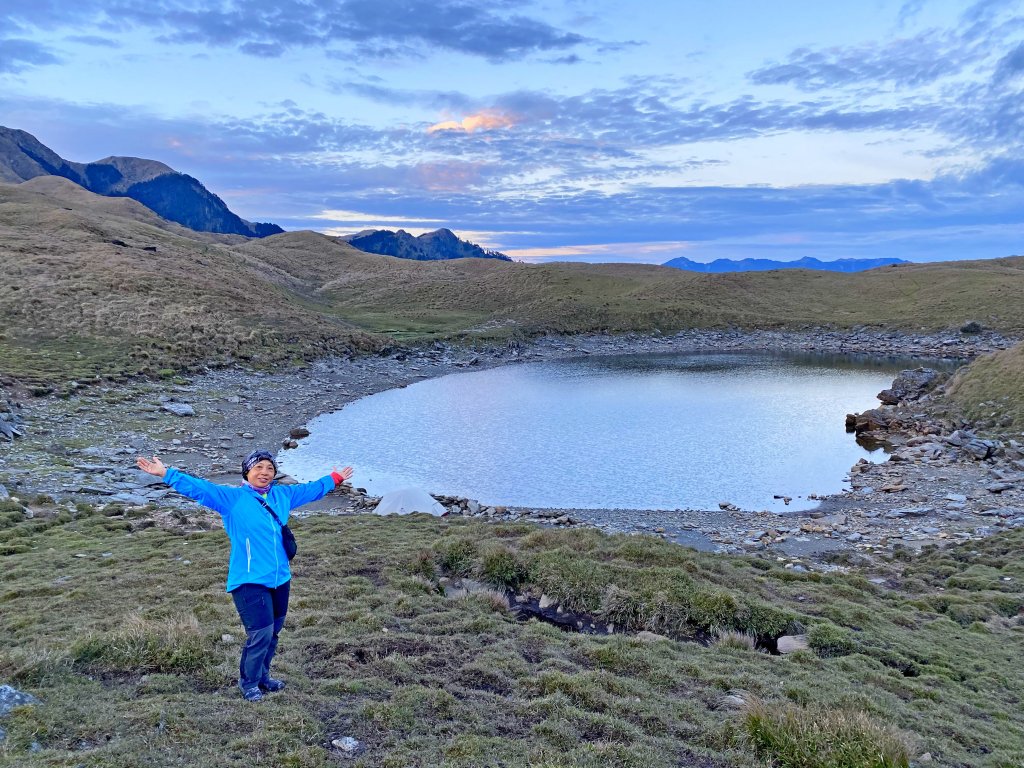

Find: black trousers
<box><xmin>230</xmin><ymin>580</ymin><xmax>290</xmax><ymax>689</ymax></box>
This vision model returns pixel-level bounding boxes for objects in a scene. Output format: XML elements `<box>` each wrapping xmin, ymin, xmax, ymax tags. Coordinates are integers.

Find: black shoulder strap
<box><xmin>252</xmin><ymin>494</ymin><xmax>285</xmax><ymax>528</ymax></box>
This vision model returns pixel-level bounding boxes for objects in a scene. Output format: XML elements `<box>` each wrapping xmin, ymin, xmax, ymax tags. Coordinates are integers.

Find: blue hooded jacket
<box><xmin>163</xmin><ymin>467</ymin><xmax>335</xmax><ymax>592</ymax></box>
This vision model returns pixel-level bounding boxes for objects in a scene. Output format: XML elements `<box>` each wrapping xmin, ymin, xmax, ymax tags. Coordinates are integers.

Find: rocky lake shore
<box><xmin>1</xmin><ymin>327</ymin><xmax>1021</xmax><ymax>571</ymax></box>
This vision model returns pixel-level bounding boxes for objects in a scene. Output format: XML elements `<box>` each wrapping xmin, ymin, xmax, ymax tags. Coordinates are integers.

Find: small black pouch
<box><xmin>254</xmin><ymin>495</ymin><xmax>297</xmax><ymax>561</ymax></box>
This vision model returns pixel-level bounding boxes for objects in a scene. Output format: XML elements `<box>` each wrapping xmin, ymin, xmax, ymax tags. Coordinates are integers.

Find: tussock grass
<box><xmin>743</xmin><ymin>697</ymin><xmax>913</xmax><ymax>768</ymax></box>
<box><xmin>2</xmin><ymin>505</ymin><xmax>1024</xmax><ymax>766</ymax></box>
<box><xmin>713</xmin><ymin>630</ymin><xmax>758</xmax><ymax>651</ymax></box>
<box><xmin>459</xmin><ymin>587</ymin><xmax>512</xmax><ymax>613</ymax></box>
<box><xmin>807</xmin><ymin>623</ymin><xmax>857</xmax><ymax>658</ymax></box>
<box><xmin>71</xmin><ymin>613</ymin><xmax>213</xmax><ymax>675</ymax></box>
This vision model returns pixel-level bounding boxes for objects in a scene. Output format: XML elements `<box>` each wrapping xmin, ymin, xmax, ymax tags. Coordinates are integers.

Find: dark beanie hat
<box><xmin>242</xmin><ymin>449</ymin><xmax>278</xmax><ymax>479</ymax></box>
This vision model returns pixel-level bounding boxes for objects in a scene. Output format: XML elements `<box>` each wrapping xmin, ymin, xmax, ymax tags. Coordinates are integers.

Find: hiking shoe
<box><xmin>260</xmin><ymin>678</ymin><xmax>286</xmax><ymax>692</ymax></box>
<box><xmin>242</xmin><ymin>686</ymin><xmax>264</xmax><ymax>702</ymax></box>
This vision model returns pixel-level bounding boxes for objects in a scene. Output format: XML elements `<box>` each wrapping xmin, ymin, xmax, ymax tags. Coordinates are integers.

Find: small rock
<box><xmin>331</xmin><ymin>736</ymin><xmax>361</xmax><ymax>753</ymax></box>
<box><xmin>110</xmin><ymin>493</ymin><xmax>149</xmax><ymax>505</ymax></box>
<box><xmin>221</xmin><ymin>634</ymin><xmax>235</xmax><ymax>643</ymax></box>
<box><xmin>891</xmin><ymin>506</ymin><xmax>935</xmax><ymax>517</ymax></box>
<box><xmin>987</xmin><ymin>482</ymin><xmax>1014</xmax><ymax>493</ymax></box>
<box><xmin>161</xmin><ymin>403</ymin><xmax>195</xmax><ymax>417</ymax></box>
<box><xmin>777</xmin><ymin>635</ymin><xmax>809</xmax><ymax>654</ymax></box>
<box><xmin>539</xmin><ymin>594</ymin><xmax>557</xmax><ymax>610</ymax></box>
<box><xmin>720</xmin><ymin>693</ymin><xmax>748</xmax><ymax>709</ymax></box>
<box><xmin>0</xmin><ymin>684</ymin><xmax>40</xmax><ymax>716</ymax></box>
<box><xmin>289</xmin><ymin>428</ymin><xmax>310</xmax><ymax>439</ymax></box>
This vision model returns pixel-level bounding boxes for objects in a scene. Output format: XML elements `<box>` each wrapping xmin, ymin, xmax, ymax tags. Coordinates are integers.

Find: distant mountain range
<box><xmin>343</xmin><ymin>228</ymin><xmax>512</xmax><ymax>262</ymax></box>
<box><xmin>0</xmin><ymin>126</ymin><xmax>282</xmax><ymax>238</ymax></box>
<box><xmin>662</xmin><ymin>256</ymin><xmax>909</xmax><ymax>273</ymax></box>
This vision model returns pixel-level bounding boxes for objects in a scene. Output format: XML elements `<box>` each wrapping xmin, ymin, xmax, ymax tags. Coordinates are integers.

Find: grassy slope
<box><xmin>0</xmin><ymin>180</ymin><xmax>381</xmax><ymax>383</ymax></box>
<box><xmin>946</xmin><ymin>343</ymin><xmax>1024</xmax><ymax>431</ymax></box>
<box><xmin>1</xmin><ymin>502</ymin><xmax>1024</xmax><ymax>767</ymax></box>
<box><xmin>3</xmin><ymin>178</ymin><xmax>1024</xmax><ymax>383</ymax></box>
<box><xmin>312</xmin><ymin>255</ymin><xmax>1024</xmax><ymax>337</ymax></box>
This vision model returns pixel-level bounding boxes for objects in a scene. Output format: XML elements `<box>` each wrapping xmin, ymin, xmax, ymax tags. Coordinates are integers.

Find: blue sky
<box><xmin>2</xmin><ymin>0</ymin><xmax>1023</xmax><ymax>263</ymax></box>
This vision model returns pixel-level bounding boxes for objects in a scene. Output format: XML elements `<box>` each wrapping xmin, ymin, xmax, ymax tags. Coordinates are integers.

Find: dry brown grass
<box><xmin>3</xmin><ymin>176</ymin><xmax>1024</xmax><ymax>383</ymax></box>
<box><xmin>946</xmin><ymin>342</ymin><xmax>1024</xmax><ymax>431</ymax></box>
<box><xmin>712</xmin><ymin>629</ymin><xmax>758</xmax><ymax>650</ymax></box>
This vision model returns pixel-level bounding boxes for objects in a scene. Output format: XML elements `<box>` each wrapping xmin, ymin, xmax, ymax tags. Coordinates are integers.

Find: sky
<box><xmin>1</xmin><ymin>0</ymin><xmax>1023</xmax><ymax>264</ymax></box>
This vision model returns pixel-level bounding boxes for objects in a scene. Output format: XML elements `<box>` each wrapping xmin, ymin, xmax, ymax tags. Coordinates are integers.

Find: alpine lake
<box><xmin>279</xmin><ymin>351</ymin><xmax>952</xmax><ymax>514</ymax></box>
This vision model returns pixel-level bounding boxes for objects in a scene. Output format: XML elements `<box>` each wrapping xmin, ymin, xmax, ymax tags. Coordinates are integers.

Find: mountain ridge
<box><xmin>343</xmin><ymin>228</ymin><xmax>512</xmax><ymax>262</ymax></box>
<box><xmin>663</xmin><ymin>255</ymin><xmax>909</xmax><ymax>273</ymax></box>
<box><xmin>0</xmin><ymin>126</ymin><xmax>283</xmax><ymax>238</ymax></box>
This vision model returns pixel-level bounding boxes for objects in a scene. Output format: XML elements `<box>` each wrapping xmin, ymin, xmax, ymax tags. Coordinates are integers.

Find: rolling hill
<box><xmin>2</xmin><ymin>176</ymin><xmax>1024</xmax><ymax>387</ymax></box>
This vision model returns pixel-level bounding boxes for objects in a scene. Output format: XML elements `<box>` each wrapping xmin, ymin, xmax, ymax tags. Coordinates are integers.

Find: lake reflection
<box><xmin>280</xmin><ymin>352</ymin><xmax>917</xmax><ymax>512</ymax></box>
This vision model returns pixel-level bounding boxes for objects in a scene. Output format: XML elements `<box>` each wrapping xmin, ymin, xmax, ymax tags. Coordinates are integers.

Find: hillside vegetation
<box><xmin>1</xmin><ymin>501</ymin><xmax>1024</xmax><ymax>767</ymax></box>
<box><xmin>946</xmin><ymin>343</ymin><xmax>1024</xmax><ymax>431</ymax></box>
<box><xmin>2</xmin><ymin>177</ymin><xmax>1024</xmax><ymax>383</ymax></box>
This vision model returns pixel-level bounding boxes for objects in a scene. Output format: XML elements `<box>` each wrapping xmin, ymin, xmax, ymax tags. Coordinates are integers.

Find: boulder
<box><xmin>0</xmin><ymin>684</ymin><xmax>39</xmax><ymax>717</ymax></box>
<box><xmin>0</xmin><ymin>420</ymin><xmax>23</xmax><ymax>440</ymax></box>
<box><xmin>849</xmin><ymin>408</ymin><xmax>892</xmax><ymax>434</ymax></box>
<box><xmin>877</xmin><ymin>368</ymin><xmax>941</xmax><ymax>405</ymax></box>
<box><xmin>965</xmin><ymin>440</ymin><xmax>995</xmax><ymax>461</ymax></box>
<box><xmin>161</xmin><ymin>402</ymin><xmax>195</xmax><ymax>417</ymax></box>
<box><xmin>777</xmin><ymin>635</ymin><xmax>809</xmax><ymax>654</ymax></box>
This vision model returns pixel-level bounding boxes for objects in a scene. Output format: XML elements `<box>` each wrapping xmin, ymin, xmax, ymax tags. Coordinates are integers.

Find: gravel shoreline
<box><xmin>1</xmin><ymin>328</ymin><xmax>1021</xmax><ymax>568</ymax></box>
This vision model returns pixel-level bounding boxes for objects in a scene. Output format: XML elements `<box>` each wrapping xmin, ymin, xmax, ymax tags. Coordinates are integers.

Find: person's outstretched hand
<box><xmin>137</xmin><ymin>456</ymin><xmax>168</xmax><ymax>478</ymax></box>
<box><xmin>332</xmin><ymin>466</ymin><xmax>354</xmax><ymax>484</ymax></box>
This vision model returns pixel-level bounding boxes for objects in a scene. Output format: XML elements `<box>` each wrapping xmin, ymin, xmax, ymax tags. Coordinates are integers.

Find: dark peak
<box><xmin>347</xmin><ymin>227</ymin><xmax>510</xmax><ymax>262</ymax></box>
<box><xmin>0</xmin><ymin>124</ymin><xmax>282</xmax><ymax>238</ymax></box>
<box><xmin>421</xmin><ymin>227</ymin><xmax>458</xmax><ymax>240</ymax></box>
<box><xmin>0</xmin><ymin>126</ymin><xmax>44</xmax><ymax>144</ymax></box>
<box><xmin>91</xmin><ymin>156</ymin><xmax>176</xmax><ymax>182</ymax></box>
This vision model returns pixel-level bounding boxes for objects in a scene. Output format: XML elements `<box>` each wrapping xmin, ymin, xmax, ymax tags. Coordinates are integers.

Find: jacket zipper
<box><xmin>246</xmin><ymin>538</ymin><xmax>251</xmax><ymax>572</ymax></box>
<box><xmin>270</xmin><ymin>510</ymin><xmax>279</xmax><ymax>582</ymax></box>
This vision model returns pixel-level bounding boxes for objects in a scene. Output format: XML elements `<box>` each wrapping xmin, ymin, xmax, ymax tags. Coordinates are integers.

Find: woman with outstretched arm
<box><xmin>137</xmin><ymin>449</ymin><xmax>353</xmax><ymax>702</ymax></box>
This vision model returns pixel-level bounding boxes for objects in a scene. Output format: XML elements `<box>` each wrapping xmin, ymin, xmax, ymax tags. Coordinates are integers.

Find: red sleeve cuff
<box><xmin>331</xmin><ymin>471</ymin><xmax>344</xmax><ymax>486</ymax></box>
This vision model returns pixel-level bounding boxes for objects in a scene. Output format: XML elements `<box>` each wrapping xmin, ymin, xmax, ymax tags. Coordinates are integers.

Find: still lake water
<box><xmin>279</xmin><ymin>352</ymin><xmax>919</xmax><ymax>512</ymax></box>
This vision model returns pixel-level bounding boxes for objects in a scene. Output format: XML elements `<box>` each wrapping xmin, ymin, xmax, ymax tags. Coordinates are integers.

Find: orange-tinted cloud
<box><xmin>427</xmin><ymin>112</ymin><xmax>517</xmax><ymax>134</ymax></box>
<box><xmin>413</xmin><ymin>161</ymin><xmax>488</xmax><ymax>191</ymax></box>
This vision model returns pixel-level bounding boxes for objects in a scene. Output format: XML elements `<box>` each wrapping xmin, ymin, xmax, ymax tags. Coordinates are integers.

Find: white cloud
<box><xmin>504</xmin><ymin>240</ymin><xmax>697</xmax><ymax>264</ymax></box>
<box><xmin>310</xmin><ymin>209</ymin><xmax>445</xmax><ymax>224</ymax></box>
